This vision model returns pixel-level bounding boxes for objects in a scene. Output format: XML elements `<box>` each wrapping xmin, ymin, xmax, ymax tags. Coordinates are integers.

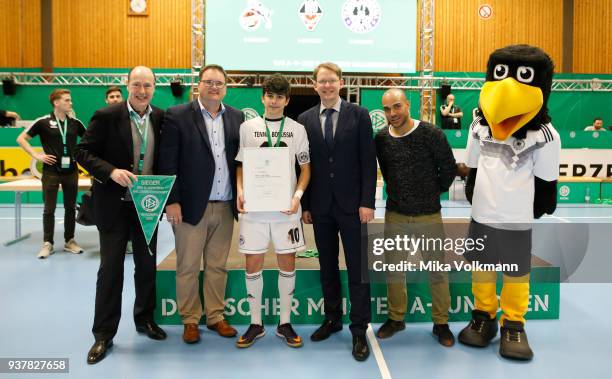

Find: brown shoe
<box><xmin>183</xmin><ymin>323</ymin><xmax>200</xmax><ymax>344</ymax></box>
<box><xmin>207</xmin><ymin>319</ymin><xmax>237</xmax><ymax>338</ymax></box>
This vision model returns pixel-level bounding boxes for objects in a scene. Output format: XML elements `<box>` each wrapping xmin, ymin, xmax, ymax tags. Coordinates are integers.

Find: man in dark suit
<box><xmin>298</xmin><ymin>62</ymin><xmax>377</xmax><ymax>361</ymax></box>
<box><xmin>76</xmin><ymin>66</ymin><xmax>167</xmax><ymax>364</ymax></box>
<box><xmin>158</xmin><ymin>64</ymin><xmax>244</xmax><ymax>344</ymax></box>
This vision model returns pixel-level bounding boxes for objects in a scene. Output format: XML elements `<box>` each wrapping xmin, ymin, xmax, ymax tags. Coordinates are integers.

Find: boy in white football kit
<box><xmin>235</xmin><ymin>74</ymin><xmax>311</xmax><ymax>348</ymax></box>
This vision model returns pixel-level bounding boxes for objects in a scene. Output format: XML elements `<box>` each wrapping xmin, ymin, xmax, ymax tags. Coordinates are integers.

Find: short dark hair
<box><xmin>594</xmin><ymin>117</ymin><xmax>603</xmax><ymax>123</ymax></box>
<box><xmin>105</xmin><ymin>86</ymin><xmax>122</xmax><ymax>98</ymax></box>
<box><xmin>199</xmin><ymin>64</ymin><xmax>228</xmax><ymax>82</ymax></box>
<box><xmin>262</xmin><ymin>73</ymin><xmax>290</xmax><ymax>97</ymax></box>
<box><xmin>49</xmin><ymin>88</ymin><xmax>70</xmax><ymax>106</ymax></box>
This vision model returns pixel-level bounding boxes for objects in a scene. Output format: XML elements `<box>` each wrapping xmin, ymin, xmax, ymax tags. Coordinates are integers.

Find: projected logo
<box><xmin>369</xmin><ymin>109</ymin><xmax>387</xmax><ymax>132</ymax></box>
<box><xmin>298</xmin><ymin>0</ymin><xmax>323</xmax><ymax>31</ymax></box>
<box><xmin>559</xmin><ymin>185</ymin><xmax>570</xmax><ymax>198</ymax></box>
<box><xmin>239</xmin><ymin>0</ymin><xmax>273</xmax><ymax>31</ymax></box>
<box><xmin>242</xmin><ymin>108</ymin><xmax>260</xmax><ymax>120</ymax></box>
<box><xmin>342</xmin><ymin>0</ymin><xmax>382</xmax><ymax>34</ymax></box>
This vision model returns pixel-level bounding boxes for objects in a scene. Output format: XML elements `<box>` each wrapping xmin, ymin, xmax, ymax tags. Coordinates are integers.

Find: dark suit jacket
<box><xmin>297</xmin><ymin>99</ymin><xmax>377</xmax><ymax>215</ymax></box>
<box><xmin>75</xmin><ymin>101</ymin><xmax>164</xmax><ymax>231</ymax></box>
<box><xmin>157</xmin><ymin>101</ymin><xmax>244</xmax><ymax>225</ymax></box>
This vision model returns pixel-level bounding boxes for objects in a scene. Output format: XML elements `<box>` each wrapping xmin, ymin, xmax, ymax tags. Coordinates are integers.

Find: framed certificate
<box><xmin>243</xmin><ymin>147</ymin><xmax>292</xmax><ymax>212</ymax></box>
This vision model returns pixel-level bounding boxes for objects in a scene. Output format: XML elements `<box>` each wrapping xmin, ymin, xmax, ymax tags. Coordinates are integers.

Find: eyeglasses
<box><xmin>201</xmin><ymin>80</ymin><xmax>226</xmax><ymax>88</ymax></box>
<box><xmin>316</xmin><ymin>79</ymin><xmax>339</xmax><ymax>85</ymax></box>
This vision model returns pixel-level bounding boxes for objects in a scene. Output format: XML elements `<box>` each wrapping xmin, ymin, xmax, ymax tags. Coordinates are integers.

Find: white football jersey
<box><xmin>465</xmin><ymin>117</ymin><xmax>561</xmax><ymax>229</ymax></box>
<box><xmin>236</xmin><ymin>116</ymin><xmax>310</xmax><ymax>222</ymax></box>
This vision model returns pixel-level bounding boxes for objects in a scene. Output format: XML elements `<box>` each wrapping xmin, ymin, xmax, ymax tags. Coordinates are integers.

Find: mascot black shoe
<box><xmin>461</xmin><ymin>44</ymin><xmax>561</xmax><ymax>361</ymax></box>
<box><xmin>458</xmin><ymin>309</ymin><xmax>498</xmax><ymax>347</ymax></box>
<box><xmin>499</xmin><ymin>320</ymin><xmax>533</xmax><ymax>360</ymax></box>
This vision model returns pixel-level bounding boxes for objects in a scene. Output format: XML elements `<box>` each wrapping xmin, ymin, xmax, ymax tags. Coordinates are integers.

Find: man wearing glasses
<box><xmin>298</xmin><ymin>62</ymin><xmax>377</xmax><ymax>361</ymax></box>
<box><xmin>76</xmin><ymin>66</ymin><xmax>167</xmax><ymax>364</ymax></box>
<box><xmin>158</xmin><ymin>64</ymin><xmax>244</xmax><ymax>344</ymax></box>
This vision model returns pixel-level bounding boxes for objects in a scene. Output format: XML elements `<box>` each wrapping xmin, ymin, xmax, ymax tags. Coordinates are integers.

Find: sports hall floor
<box><xmin>1</xmin><ymin>201</ymin><xmax>611</xmax><ymax>379</ymax></box>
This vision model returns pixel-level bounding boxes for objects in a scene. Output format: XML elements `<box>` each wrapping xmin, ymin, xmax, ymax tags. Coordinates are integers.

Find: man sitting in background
<box><xmin>0</xmin><ymin>109</ymin><xmax>20</xmax><ymax>126</ymax></box>
<box><xmin>584</xmin><ymin>117</ymin><xmax>606</xmax><ymax>131</ymax></box>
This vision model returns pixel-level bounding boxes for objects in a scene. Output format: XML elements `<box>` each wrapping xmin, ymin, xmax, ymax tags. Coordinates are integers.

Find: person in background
<box><xmin>16</xmin><ymin>89</ymin><xmax>85</xmax><ymax>259</ymax></box>
<box><xmin>584</xmin><ymin>117</ymin><xmax>606</xmax><ymax>131</ymax></box>
<box><xmin>0</xmin><ymin>109</ymin><xmax>21</xmax><ymax>126</ymax></box>
<box><xmin>105</xmin><ymin>86</ymin><xmax>123</xmax><ymax>105</ymax></box>
<box><xmin>440</xmin><ymin>94</ymin><xmax>463</xmax><ymax>129</ymax></box>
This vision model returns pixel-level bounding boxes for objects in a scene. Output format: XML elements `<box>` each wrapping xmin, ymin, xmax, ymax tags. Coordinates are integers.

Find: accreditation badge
<box><xmin>61</xmin><ymin>156</ymin><xmax>71</xmax><ymax>169</ymax></box>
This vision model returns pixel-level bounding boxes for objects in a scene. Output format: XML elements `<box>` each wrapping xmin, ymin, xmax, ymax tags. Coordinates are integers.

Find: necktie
<box><xmin>324</xmin><ymin>108</ymin><xmax>335</xmax><ymax>150</ymax></box>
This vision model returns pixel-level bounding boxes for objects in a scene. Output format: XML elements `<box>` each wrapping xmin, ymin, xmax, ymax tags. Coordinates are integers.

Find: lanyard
<box><xmin>263</xmin><ymin>116</ymin><xmax>285</xmax><ymax>147</ymax></box>
<box><xmin>56</xmin><ymin>117</ymin><xmax>68</xmax><ymax>154</ymax></box>
<box><xmin>129</xmin><ymin>111</ymin><xmax>149</xmax><ymax>174</ymax></box>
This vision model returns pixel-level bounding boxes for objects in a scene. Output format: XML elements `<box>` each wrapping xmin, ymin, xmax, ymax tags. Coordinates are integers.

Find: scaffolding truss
<box><xmin>3</xmin><ymin>72</ymin><xmax>611</xmax><ymax>93</ymax></box>
<box><xmin>419</xmin><ymin>0</ymin><xmax>435</xmax><ymax>122</ymax></box>
<box><xmin>191</xmin><ymin>0</ymin><xmax>205</xmax><ymax>98</ymax></box>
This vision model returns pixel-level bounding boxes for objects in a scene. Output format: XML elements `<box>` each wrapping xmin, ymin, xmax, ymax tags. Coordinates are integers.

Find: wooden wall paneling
<box><xmin>0</xmin><ymin>0</ymin><xmax>21</xmax><ymax>67</ymax></box>
<box><xmin>52</xmin><ymin>0</ymin><xmax>191</xmax><ymax>68</ymax></box>
<box><xmin>573</xmin><ymin>0</ymin><xmax>612</xmax><ymax>74</ymax></box>
<box><xmin>4</xmin><ymin>1</ymin><xmax>608</xmax><ymax>74</ymax></box>
<box><xmin>23</xmin><ymin>0</ymin><xmax>42</xmax><ymax>68</ymax></box>
<box><xmin>434</xmin><ymin>0</ymin><xmax>564</xmax><ymax>72</ymax></box>
<box><xmin>0</xmin><ymin>0</ymin><xmax>41</xmax><ymax>68</ymax></box>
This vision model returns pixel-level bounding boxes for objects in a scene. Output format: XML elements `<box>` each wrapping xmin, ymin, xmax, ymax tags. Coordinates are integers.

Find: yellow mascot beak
<box><xmin>480</xmin><ymin>78</ymin><xmax>543</xmax><ymax>141</ymax></box>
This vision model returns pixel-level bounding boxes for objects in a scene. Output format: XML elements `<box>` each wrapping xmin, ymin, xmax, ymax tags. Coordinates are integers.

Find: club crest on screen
<box><xmin>342</xmin><ymin>0</ymin><xmax>382</xmax><ymax>34</ymax></box>
<box><xmin>298</xmin><ymin>0</ymin><xmax>323</xmax><ymax>31</ymax></box>
<box><xmin>239</xmin><ymin>0</ymin><xmax>273</xmax><ymax>31</ymax></box>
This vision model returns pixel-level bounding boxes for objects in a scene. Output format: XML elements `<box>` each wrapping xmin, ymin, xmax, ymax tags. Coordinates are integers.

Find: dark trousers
<box><xmin>312</xmin><ymin>203</ymin><xmax>371</xmax><ymax>336</ymax></box>
<box><xmin>41</xmin><ymin>170</ymin><xmax>78</xmax><ymax>244</ymax></box>
<box><xmin>92</xmin><ymin>202</ymin><xmax>158</xmax><ymax>341</ymax></box>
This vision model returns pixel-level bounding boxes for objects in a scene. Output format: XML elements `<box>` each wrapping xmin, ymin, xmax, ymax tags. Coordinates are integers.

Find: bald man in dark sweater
<box><xmin>374</xmin><ymin>89</ymin><xmax>457</xmax><ymax>347</ymax></box>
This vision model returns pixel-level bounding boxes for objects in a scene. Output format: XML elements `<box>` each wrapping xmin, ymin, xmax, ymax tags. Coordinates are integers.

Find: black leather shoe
<box><xmin>433</xmin><ymin>323</ymin><xmax>455</xmax><ymax>347</ymax></box>
<box><xmin>352</xmin><ymin>334</ymin><xmax>370</xmax><ymax>361</ymax></box>
<box><xmin>136</xmin><ymin>321</ymin><xmax>167</xmax><ymax>340</ymax></box>
<box><xmin>376</xmin><ymin>318</ymin><xmax>406</xmax><ymax>339</ymax></box>
<box><xmin>310</xmin><ymin>319</ymin><xmax>342</xmax><ymax>342</ymax></box>
<box><xmin>87</xmin><ymin>339</ymin><xmax>113</xmax><ymax>365</ymax></box>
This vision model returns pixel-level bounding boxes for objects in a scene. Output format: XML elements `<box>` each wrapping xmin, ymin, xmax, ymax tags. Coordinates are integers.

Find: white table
<box><xmin>0</xmin><ymin>178</ymin><xmax>92</xmax><ymax>246</ymax></box>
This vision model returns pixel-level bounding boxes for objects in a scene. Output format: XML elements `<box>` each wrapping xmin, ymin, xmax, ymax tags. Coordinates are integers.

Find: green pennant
<box><xmin>129</xmin><ymin>175</ymin><xmax>176</xmax><ymax>246</ymax></box>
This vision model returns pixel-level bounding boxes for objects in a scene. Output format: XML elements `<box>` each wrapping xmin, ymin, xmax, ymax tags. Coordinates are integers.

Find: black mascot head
<box><xmin>478</xmin><ymin>44</ymin><xmax>555</xmax><ymax>140</ymax></box>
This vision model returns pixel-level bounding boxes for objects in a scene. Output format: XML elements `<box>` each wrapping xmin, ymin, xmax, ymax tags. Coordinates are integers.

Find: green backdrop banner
<box><xmin>0</xmin><ymin>86</ymin><xmax>262</xmax><ymax>125</ymax></box>
<box><xmin>155</xmin><ymin>268</ymin><xmax>560</xmax><ymax>325</ymax></box>
<box><xmin>359</xmin><ymin>88</ymin><xmax>612</xmax><ymax>133</ymax></box>
<box><xmin>1</xmin><ymin>71</ymin><xmax>609</xmax><ymax>131</ymax></box>
<box><xmin>360</xmin><ymin>89</ymin><xmax>612</xmax><ymax>148</ymax></box>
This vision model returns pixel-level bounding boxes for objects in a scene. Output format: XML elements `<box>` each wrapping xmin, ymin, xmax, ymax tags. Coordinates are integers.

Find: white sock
<box><xmin>246</xmin><ymin>271</ymin><xmax>263</xmax><ymax>325</ymax></box>
<box><xmin>278</xmin><ymin>270</ymin><xmax>296</xmax><ymax>325</ymax></box>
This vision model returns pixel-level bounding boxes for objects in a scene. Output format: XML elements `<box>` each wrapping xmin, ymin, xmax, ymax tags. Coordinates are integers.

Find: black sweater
<box><xmin>375</xmin><ymin>121</ymin><xmax>457</xmax><ymax>216</ymax></box>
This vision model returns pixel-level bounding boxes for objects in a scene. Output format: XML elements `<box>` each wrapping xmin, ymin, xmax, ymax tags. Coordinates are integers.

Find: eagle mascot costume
<box><xmin>458</xmin><ymin>44</ymin><xmax>561</xmax><ymax>360</ymax></box>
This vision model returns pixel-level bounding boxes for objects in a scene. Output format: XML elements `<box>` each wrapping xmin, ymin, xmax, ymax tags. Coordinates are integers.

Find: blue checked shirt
<box><xmin>199</xmin><ymin>100</ymin><xmax>232</xmax><ymax>201</ymax></box>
